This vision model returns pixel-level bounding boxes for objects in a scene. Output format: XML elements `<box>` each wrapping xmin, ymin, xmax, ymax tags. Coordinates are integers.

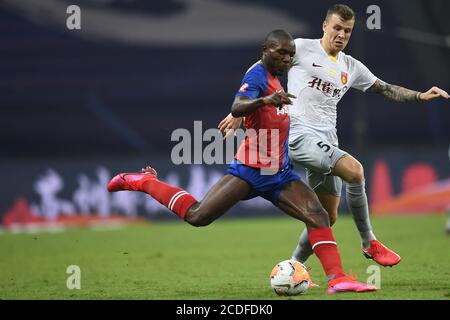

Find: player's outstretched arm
<box><xmin>231</xmin><ymin>96</ymin><xmax>266</xmax><ymax>117</ymax></box>
<box><xmin>368</xmin><ymin>79</ymin><xmax>449</xmax><ymax>102</ymax></box>
<box><xmin>231</xmin><ymin>92</ymin><xmax>295</xmax><ymax>117</ymax></box>
<box><xmin>218</xmin><ymin>113</ymin><xmax>242</xmax><ymax>139</ymax></box>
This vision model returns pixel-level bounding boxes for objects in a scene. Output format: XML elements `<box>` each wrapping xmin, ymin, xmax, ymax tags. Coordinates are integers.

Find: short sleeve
<box><xmin>351</xmin><ymin>59</ymin><xmax>378</xmax><ymax>92</ymax></box>
<box><xmin>235</xmin><ymin>65</ymin><xmax>267</xmax><ymax>99</ymax></box>
<box><xmin>292</xmin><ymin>38</ymin><xmax>305</xmax><ymax>67</ymax></box>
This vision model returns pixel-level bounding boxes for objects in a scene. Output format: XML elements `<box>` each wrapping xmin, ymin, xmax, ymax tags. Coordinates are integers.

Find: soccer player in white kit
<box><xmin>219</xmin><ymin>4</ymin><xmax>449</xmax><ymax>268</ymax></box>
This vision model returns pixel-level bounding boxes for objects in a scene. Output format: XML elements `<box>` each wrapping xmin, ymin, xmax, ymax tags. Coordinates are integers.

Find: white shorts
<box><xmin>288</xmin><ymin>134</ymin><xmax>347</xmax><ymax>197</ymax></box>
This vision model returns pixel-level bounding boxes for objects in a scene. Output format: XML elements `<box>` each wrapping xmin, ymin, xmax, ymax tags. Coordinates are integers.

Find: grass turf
<box><xmin>1</xmin><ymin>214</ymin><xmax>449</xmax><ymax>300</ymax></box>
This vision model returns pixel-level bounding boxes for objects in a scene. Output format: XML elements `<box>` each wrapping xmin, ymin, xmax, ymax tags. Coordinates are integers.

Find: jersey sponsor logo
<box><xmin>239</xmin><ymin>83</ymin><xmax>249</xmax><ymax>92</ymax></box>
<box><xmin>341</xmin><ymin>72</ymin><xmax>348</xmax><ymax>85</ymax></box>
<box><xmin>312</xmin><ymin>62</ymin><xmax>323</xmax><ymax>67</ymax></box>
<box><xmin>307</xmin><ymin>76</ymin><xmax>346</xmax><ymax>99</ymax></box>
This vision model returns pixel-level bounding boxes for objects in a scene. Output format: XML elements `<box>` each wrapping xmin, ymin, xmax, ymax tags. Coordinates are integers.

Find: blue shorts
<box><xmin>226</xmin><ymin>159</ymin><xmax>301</xmax><ymax>206</ymax></box>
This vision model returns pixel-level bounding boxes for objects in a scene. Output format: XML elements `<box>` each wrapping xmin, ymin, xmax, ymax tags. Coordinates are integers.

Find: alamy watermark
<box><xmin>170</xmin><ymin>121</ymin><xmax>283</xmax><ymax>175</ymax></box>
<box><xmin>66</xmin><ymin>265</ymin><xmax>81</xmax><ymax>289</ymax></box>
<box><xmin>350</xmin><ymin>265</ymin><xmax>382</xmax><ymax>289</ymax></box>
<box><xmin>66</xmin><ymin>5</ymin><xmax>81</xmax><ymax>30</ymax></box>
<box><xmin>366</xmin><ymin>265</ymin><xmax>381</xmax><ymax>289</ymax></box>
<box><xmin>366</xmin><ymin>5</ymin><xmax>381</xmax><ymax>30</ymax></box>
<box><xmin>65</xmin><ymin>5</ymin><xmax>381</xmax><ymax>32</ymax></box>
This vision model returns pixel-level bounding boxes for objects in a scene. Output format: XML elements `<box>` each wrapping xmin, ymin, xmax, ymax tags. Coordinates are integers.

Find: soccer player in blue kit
<box><xmin>108</xmin><ymin>30</ymin><xmax>376</xmax><ymax>293</ymax></box>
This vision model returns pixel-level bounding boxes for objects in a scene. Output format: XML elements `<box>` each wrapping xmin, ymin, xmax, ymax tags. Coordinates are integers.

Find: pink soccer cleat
<box><xmin>107</xmin><ymin>166</ymin><xmax>158</xmax><ymax>192</ymax></box>
<box><xmin>362</xmin><ymin>240</ymin><xmax>401</xmax><ymax>267</ymax></box>
<box><xmin>327</xmin><ymin>276</ymin><xmax>378</xmax><ymax>294</ymax></box>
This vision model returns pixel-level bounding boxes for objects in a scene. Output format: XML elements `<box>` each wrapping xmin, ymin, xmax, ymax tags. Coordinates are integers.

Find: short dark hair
<box><xmin>263</xmin><ymin>29</ymin><xmax>293</xmax><ymax>48</ymax></box>
<box><xmin>326</xmin><ymin>4</ymin><xmax>355</xmax><ymax>21</ymax></box>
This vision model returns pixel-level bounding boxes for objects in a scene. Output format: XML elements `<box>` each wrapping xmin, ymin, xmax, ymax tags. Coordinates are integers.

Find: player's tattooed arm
<box><xmin>368</xmin><ymin>79</ymin><xmax>420</xmax><ymax>102</ymax></box>
<box><xmin>368</xmin><ymin>79</ymin><xmax>449</xmax><ymax>102</ymax></box>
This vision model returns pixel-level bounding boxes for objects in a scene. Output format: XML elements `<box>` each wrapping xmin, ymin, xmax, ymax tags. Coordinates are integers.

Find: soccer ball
<box><xmin>270</xmin><ymin>259</ymin><xmax>311</xmax><ymax>296</ymax></box>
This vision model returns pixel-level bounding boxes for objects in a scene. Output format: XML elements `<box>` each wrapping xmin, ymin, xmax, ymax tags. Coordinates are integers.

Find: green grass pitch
<box><xmin>1</xmin><ymin>214</ymin><xmax>449</xmax><ymax>300</ymax></box>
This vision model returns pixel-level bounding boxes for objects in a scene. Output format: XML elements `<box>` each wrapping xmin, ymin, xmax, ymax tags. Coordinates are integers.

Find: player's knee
<box><xmin>184</xmin><ymin>210</ymin><xmax>213</xmax><ymax>227</ymax></box>
<box><xmin>329</xmin><ymin>211</ymin><xmax>338</xmax><ymax>226</ymax></box>
<box><xmin>346</xmin><ymin>162</ymin><xmax>365</xmax><ymax>183</ymax></box>
<box><xmin>185</xmin><ymin>215</ymin><xmax>211</xmax><ymax>227</ymax></box>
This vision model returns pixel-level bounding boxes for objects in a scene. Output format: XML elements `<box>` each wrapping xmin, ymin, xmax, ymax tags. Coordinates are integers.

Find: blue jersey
<box><xmin>226</xmin><ymin>62</ymin><xmax>300</xmax><ymax>206</ymax></box>
<box><xmin>234</xmin><ymin>62</ymin><xmax>290</xmax><ymax>171</ymax></box>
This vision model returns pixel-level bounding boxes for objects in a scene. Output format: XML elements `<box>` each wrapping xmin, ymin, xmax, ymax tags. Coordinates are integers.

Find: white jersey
<box><xmin>288</xmin><ymin>38</ymin><xmax>377</xmax><ymax>146</ymax></box>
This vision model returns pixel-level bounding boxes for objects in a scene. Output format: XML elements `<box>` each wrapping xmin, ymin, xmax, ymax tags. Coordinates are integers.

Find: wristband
<box><xmin>415</xmin><ymin>92</ymin><xmax>422</xmax><ymax>102</ymax></box>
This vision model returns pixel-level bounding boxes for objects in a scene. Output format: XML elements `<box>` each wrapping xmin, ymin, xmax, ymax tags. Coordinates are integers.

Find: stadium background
<box><xmin>1</xmin><ymin>0</ymin><xmax>449</xmax><ymax>230</ymax></box>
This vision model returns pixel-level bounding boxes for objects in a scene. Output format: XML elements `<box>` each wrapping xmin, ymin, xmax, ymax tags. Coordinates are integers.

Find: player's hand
<box><xmin>419</xmin><ymin>86</ymin><xmax>449</xmax><ymax>101</ymax></box>
<box><xmin>263</xmin><ymin>91</ymin><xmax>296</xmax><ymax>108</ymax></box>
<box><xmin>218</xmin><ymin>113</ymin><xmax>242</xmax><ymax>139</ymax></box>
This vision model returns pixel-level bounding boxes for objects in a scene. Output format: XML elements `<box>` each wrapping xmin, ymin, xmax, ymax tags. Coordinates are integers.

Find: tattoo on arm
<box><xmin>368</xmin><ymin>79</ymin><xmax>421</xmax><ymax>102</ymax></box>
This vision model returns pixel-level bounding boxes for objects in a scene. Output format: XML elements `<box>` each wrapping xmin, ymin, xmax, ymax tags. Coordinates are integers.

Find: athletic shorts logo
<box><xmin>341</xmin><ymin>72</ymin><xmax>348</xmax><ymax>85</ymax></box>
<box><xmin>239</xmin><ymin>83</ymin><xmax>249</xmax><ymax>92</ymax></box>
<box><xmin>312</xmin><ymin>62</ymin><xmax>323</xmax><ymax>67</ymax></box>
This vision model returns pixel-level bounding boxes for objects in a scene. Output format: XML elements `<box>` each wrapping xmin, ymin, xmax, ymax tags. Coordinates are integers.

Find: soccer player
<box><xmin>108</xmin><ymin>30</ymin><xmax>376</xmax><ymax>293</ymax></box>
<box><xmin>218</xmin><ymin>5</ymin><xmax>449</xmax><ymax>268</ymax></box>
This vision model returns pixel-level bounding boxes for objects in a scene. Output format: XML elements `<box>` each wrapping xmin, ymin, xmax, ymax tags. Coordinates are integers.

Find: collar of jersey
<box><xmin>316</xmin><ymin>39</ymin><xmax>340</xmax><ymax>63</ymax></box>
